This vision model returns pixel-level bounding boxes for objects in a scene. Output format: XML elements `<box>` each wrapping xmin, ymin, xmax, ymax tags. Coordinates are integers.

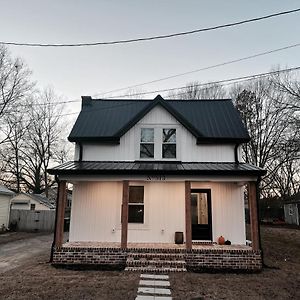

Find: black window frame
<box><xmin>140</xmin><ymin>128</ymin><xmax>154</xmax><ymax>159</ymax></box>
<box><xmin>162</xmin><ymin>128</ymin><xmax>176</xmax><ymax>159</ymax></box>
<box><xmin>128</xmin><ymin>186</ymin><xmax>144</xmax><ymax>224</ymax></box>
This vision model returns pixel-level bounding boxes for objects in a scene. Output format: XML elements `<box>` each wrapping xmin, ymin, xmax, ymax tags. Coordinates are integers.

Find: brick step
<box><xmin>126</xmin><ymin>259</ymin><xmax>186</xmax><ymax>268</ymax></box>
<box><xmin>127</xmin><ymin>252</ymin><xmax>185</xmax><ymax>260</ymax></box>
<box><xmin>125</xmin><ymin>266</ymin><xmax>187</xmax><ymax>272</ymax></box>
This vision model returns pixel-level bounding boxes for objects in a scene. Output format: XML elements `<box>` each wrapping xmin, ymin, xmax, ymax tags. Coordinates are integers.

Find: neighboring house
<box><xmin>284</xmin><ymin>193</ymin><xmax>300</xmax><ymax>226</ymax></box>
<box><xmin>0</xmin><ymin>185</ymin><xmax>15</xmax><ymax>230</ymax></box>
<box><xmin>11</xmin><ymin>193</ymin><xmax>56</xmax><ymax>211</ymax></box>
<box><xmin>48</xmin><ymin>95</ymin><xmax>266</xmax><ymax>272</ymax></box>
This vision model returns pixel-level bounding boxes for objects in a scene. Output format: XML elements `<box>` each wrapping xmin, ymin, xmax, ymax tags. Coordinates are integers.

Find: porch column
<box><xmin>54</xmin><ymin>180</ymin><xmax>66</xmax><ymax>248</ymax></box>
<box><xmin>248</xmin><ymin>181</ymin><xmax>260</xmax><ymax>251</ymax></box>
<box><xmin>121</xmin><ymin>180</ymin><xmax>129</xmax><ymax>249</ymax></box>
<box><xmin>185</xmin><ymin>181</ymin><xmax>192</xmax><ymax>250</ymax></box>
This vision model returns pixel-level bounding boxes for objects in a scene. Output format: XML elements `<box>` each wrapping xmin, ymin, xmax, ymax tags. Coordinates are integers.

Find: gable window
<box><xmin>128</xmin><ymin>186</ymin><xmax>144</xmax><ymax>223</ymax></box>
<box><xmin>162</xmin><ymin>128</ymin><xmax>176</xmax><ymax>158</ymax></box>
<box><xmin>140</xmin><ymin>128</ymin><xmax>154</xmax><ymax>158</ymax></box>
<box><xmin>30</xmin><ymin>204</ymin><xmax>36</xmax><ymax>211</ymax></box>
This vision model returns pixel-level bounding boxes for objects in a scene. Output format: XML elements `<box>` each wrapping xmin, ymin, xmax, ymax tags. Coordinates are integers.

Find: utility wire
<box><xmin>96</xmin><ymin>42</ymin><xmax>300</xmax><ymax>97</ymax></box>
<box><xmin>22</xmin><ymin>65</ymin><xmax>300</xmax><ymax>108</ymax></box>
<box><xmin>105</xmin><ymin>66</ymin><xmax>300</xmax><ymax>99</ymax></box>
<box><xmin>42</xmin><ymin>65</ymin><xmax>300</xmax><ymax>118</ymax></box>
<box><xmin>1</xmin><ymin>8</ymin><xmax>300</xmax><ymax>47</ymax></box>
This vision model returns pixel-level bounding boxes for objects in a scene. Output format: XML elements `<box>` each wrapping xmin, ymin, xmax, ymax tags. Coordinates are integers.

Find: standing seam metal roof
<box><xmin>68</xmin><ymin>95</ymin><xmax>250</xmax><ymax>143</ymax></box>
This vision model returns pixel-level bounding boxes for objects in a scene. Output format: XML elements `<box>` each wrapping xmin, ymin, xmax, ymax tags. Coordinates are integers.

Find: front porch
<box><xmin>52</xmin><ymin>241</ymin><xmax>261</xmax><ymax>272</ymax></box>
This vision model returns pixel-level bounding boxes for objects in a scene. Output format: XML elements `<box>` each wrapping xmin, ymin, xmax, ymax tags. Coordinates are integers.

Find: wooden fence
<box><xmin>9</xmin><ymin>209</ymin><xmax>56</xmax><ymax>232</ymax></box>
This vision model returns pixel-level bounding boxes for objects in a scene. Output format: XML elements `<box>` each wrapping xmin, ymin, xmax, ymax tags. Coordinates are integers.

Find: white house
<box><xmin>0</xmin><ymin>185</ymin><xmax>14</xmax><ymax>230</ymax></box>
<box><xmin>11</xmin><ymin>193</ymin><xmax>55</xmax><ymax>211</ymax></box>
<box><xmin>48</xmin><ymin>95</ymin><xmax>266</xmax><ymax>272</ymax></box>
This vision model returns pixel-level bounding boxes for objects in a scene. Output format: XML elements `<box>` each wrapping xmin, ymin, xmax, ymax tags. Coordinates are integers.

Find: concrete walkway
<box><xmin>0</xmin><ymin>233</ymin><xmax>53</xmax><ymax>273</ymax></box>
<box><xmin>136</xmin><ymin>274</ymin><xmax>172</xmax><ymax>300</ymax></box>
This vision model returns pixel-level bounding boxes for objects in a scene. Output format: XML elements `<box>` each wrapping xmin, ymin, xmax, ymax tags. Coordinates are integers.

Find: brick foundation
<box><xmin>52</xmin><ymin>246</ymin><xmax>262</xmax><ymax>272</ymax></box>
<box><xmin>186</xmin><ymin>249</ymin><xmax>262</xmax><ymax>272</ymax></box>
<box><xmin>52</xmin><ymin>247</ymin><xmax>127</xmax><ymax>270</ymax></box>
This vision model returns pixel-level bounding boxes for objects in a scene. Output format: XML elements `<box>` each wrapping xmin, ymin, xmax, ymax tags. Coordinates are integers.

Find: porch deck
<box><xmin>62</xmin><ymin>241</ymin><xmax>251</xmax><ymax>251</ymax></box>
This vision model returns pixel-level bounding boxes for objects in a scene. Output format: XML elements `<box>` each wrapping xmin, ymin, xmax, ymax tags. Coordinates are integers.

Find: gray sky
<box><xmin>1</xmin><ymin>0</ymin><xmax>300</xmax><ymax>117</ymax></box>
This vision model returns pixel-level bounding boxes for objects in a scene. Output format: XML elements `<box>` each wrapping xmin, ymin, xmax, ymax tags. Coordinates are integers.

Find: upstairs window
<box><xmin>162</xmin><ymin>128</ymin><xmax>176</xmax><ymax>158</ymax></box>
<box><xmin>140</xmin><ymin>128</ymin><xmax>154</xmax><ymax>158</ymax></box>
<box><xmin>30</xmin><ymin>204</ymin><xmax>36</xmax><ymax>211</ymax></box>
<box><xmin>128</xmin><ymin>186</ymin><xmax>144</xmax><ymax>223</ymax></box>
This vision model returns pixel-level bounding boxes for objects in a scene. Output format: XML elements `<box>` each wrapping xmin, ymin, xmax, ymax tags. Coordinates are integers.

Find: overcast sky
<box><xmin>1</xmin><ymin>0</ymin><xmax>300</xmax><ymax>116</ymax></box>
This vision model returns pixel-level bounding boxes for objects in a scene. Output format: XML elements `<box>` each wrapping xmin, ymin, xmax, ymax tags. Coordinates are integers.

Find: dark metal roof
<box><xmin>68</xmin><ymin>95</ymin><xmax>250</xmax><ymax>144</ymax></box>
<box><xmin>48</xmin><ymin>161</ymin><xmax>266</xmax><ymax>176</ymax></box>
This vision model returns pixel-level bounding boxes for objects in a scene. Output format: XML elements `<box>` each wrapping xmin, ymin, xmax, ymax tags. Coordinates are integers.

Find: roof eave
<box><xmin>196</xmin><ymin>137</ymin><xmax>251</xmax><ymax>144</ymax></box>
<box><xmin>68</xmin><ymin>136</ymin><xmax>120</xmax><ymax>144</ymax></box>
<box><xmin>48</xmin><ymin>168</ymin><xmax>266</xmax><ymax>177</ymax></box>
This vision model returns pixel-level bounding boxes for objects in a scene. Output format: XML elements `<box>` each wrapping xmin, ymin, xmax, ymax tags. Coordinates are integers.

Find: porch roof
<box><xmin>48</xmin><ymin>161</ymin><xmax>266</xmax><ymax>176</ymax></box>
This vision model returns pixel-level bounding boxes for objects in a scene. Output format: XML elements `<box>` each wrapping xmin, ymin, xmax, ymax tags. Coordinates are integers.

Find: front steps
<box><xmin>125</xmin><ymin>251</ymin><xmax>187</xmax><ymax>272</ymax></box>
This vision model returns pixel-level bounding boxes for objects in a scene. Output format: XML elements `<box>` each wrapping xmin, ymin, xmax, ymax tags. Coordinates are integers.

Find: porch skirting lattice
<box><xmin>52</xmin><ymin>243</ymin><xmax>262</xmax><ymax>272</ymax></box>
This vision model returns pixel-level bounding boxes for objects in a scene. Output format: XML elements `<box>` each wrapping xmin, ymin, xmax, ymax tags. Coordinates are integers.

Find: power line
<box><xmin>96</xmin><ymin>42</ymin><xmax>300</xmax><ymax>97</ymax></box>
<box><xmin>1</xmin><ymin>8</ymin><xmax>300</xmax><ymax>47</ymax></box>
<box><xmin>46</xmin><ymin>65</ymin><xmax>300</xmax><ymax>118</ymax></box>
<box><xmin>23</xmin><ymin>65</ymin><xmax>300</xmax><ymax>109</ymax></box>
<box><xmin>105</xmin><ymin>66</ymin><xmax>300</xmax><ymax>99</ymax></box>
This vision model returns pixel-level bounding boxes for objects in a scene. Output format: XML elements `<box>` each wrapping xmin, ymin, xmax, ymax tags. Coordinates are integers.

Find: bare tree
<box><xmin>168</xmin><ymin>81</ymin><xmax>227</xmax><ymax>99</ymax></box>
<box><xmin>232</xmin><ymin>77</ymin><xmax>300</xmax><ymax>197</ymax></box>
<box><xmin>0</xmin><ymin>46</ymin><xmax>33</xmax><ymax>144</ymax></box>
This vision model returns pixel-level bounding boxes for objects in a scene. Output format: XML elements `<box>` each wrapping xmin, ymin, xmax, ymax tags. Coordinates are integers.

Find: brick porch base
<box><xmin>52</xmin><ymin>243</ymin><xmax>262</xmax><ymax>272</ymax></box>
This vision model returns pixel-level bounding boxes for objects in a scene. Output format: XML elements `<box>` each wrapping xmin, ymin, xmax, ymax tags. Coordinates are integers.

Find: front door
<box><xmin>191</xmin><ymin>189</ymin><xmax>212</xmax><ymax>240</ymax></box>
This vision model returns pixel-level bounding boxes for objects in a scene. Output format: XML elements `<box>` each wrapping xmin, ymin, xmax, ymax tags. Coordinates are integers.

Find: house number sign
<box><xmin>146</xmin><ymin>175</ymin><xmax>166</xmax><ymax>181</ymax></box>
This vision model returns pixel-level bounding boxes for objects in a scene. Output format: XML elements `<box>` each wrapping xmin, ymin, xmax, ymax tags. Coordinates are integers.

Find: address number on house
<box><xmin>146</xmin><ymin>175</ymin><xmax>166</xmax><ymax>181</ymax></box>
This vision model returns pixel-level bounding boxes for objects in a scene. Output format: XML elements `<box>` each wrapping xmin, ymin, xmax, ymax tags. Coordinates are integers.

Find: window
<box><xmin>140</xmin><ymin>128</ymin><xmax>154</xmax><ymax>158</ymax></box>
<box><xmin>128</xmin><ymin>186</ymin><xmax>144</xmax><ymax>223</ymax></box>
<box><xmin>30</xmin><ymin>204</ymin><xmax>36</xmax><ymax>211</ymax></box>
<box><xmin>162</xmin><ymin>128</ymin><xmax>176</xmax><ymax>158</ymax></box>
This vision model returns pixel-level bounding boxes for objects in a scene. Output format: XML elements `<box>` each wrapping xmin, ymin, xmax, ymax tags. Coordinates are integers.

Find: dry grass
<box><xmin>0</xmin><ymin>226</ymin><xmax>299</xmax><ymax>300</ymax></box>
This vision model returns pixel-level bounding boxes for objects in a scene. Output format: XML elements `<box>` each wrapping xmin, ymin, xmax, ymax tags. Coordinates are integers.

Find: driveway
<box><xmin>0</xmin><ymin>233</ymin><xmax>53</xmax><ymax>273</ymax></box>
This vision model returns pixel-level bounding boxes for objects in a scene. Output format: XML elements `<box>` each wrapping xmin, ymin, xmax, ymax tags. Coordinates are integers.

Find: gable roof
<box><xmin>11</xmin><ymin>193</ymin><xmax>56</xmax><ymax>209</ymax></box>
<box><xmin>0</xmin><ymin>185</ymin><xmax>15</xmax><ymax>196</ymax></box>
<box><xmin>68</xmin><ymin>95</ymin><xmax>250</xmax><ymax>144</ymax></box>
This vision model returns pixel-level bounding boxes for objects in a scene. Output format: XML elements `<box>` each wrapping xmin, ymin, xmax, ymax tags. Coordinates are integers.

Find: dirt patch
<box><xmin>0</xmin><ymin>226</ymin><xmax>299</xmax><ymax>299</ymax></box>
<box><xmin>0</xmin><ymin>231</ymin><xmax>48</xmax><ymax>245</ymax></box>
<box><xmin>170</xmin><ymin>226</ymin><xmax>300</xmax><ymax>300</ymax></box>
<box><xmin>0</xmin><ymin>254</ymin><xmax>139</xmax><ymax>300</ymax></box>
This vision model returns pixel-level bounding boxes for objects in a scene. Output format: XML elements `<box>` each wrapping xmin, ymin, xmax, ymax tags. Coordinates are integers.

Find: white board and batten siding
<box><xmin>0</xmin><ymin>194</ymin><xmax>12</xmax><ymax>228</ymax></box>
<box><xmin>75</xmin><ymin>105</ymin><xmax>239</xmax><ymax>162</ymax></box>
<box><xmin>69</xmin><ymin>180</ymin><xmax>246</xmax><ymax>245</ymax></box>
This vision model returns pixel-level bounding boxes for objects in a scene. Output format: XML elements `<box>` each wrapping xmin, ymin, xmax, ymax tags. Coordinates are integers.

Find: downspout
<box><xmin>50</xmin><ymin>175</ymin><xmax>60</xmax><ymax>263</ymax></box>
<box><xmin>78</xmin><ymin>142</ymin><xmax>83</xmax><ymax>162</ymax></box>
<box><xmin>234</xmin><ymin>144</ymin><xmax>240</xmax><ymax>164</ymax></box>
<box><xmin>256</xmin><ymin>176</ymin><xmax>265</xmax><ymax>266</ymax></box>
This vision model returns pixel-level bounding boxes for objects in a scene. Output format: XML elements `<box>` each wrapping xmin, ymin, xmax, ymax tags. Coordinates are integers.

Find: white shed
<box><xmin>0</xmin><ymin>185</ymin><xmax>15</xmax><ymax>230</ymax></box>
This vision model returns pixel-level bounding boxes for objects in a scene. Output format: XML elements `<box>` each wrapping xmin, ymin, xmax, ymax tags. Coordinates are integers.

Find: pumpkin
<box><xmin>218</xmin><ymin>236</ymin><xmax>225</xmax><ymax>245</ymax></box>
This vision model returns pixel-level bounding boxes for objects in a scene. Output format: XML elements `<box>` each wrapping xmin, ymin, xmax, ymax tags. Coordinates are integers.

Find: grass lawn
<box><xmin>0</xmin><ymin>226</ymin><xmax>299</xmax><ymax>299</ymax></box>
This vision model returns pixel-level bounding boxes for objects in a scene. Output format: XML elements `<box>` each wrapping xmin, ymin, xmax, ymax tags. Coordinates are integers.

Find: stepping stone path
<box><xmin>135</xmin><ymin>274</ymin><xmax>172</xmax><ymax>300</ymax></box>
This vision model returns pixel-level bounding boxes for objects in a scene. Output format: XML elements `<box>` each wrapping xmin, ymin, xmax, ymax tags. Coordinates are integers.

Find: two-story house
<box><xmin>48</xmin><ymin>95</ymin><xmax>265</xmax><ymax>272</ymax></box>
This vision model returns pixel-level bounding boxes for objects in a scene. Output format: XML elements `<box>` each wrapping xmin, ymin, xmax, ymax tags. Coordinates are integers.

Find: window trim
<box><xmin>137</xmin><ymin>125</ymin><xmax>180</xmax><ymax>161</ymax></box>
<box><xmin>162</xmin><ymin>128</ymin><xmax>177</xmax><ymax>159</ymax></box>
<box><xmin>140</xmin><ymin>128</ymin><xmax>155</xmax><ymax>159</ymax></box>
<box><xmin>128</xmin><ymin>186</ymin><xmax>144</xmax><ymax>224</ymax></box>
